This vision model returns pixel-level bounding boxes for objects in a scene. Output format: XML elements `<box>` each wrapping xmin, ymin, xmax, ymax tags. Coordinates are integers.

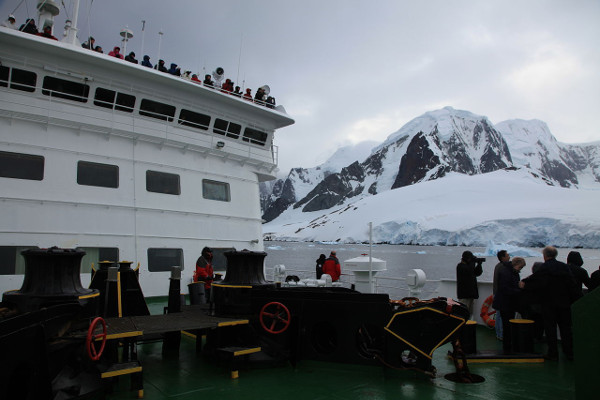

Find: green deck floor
<box><xmin>103</xmin><ymin>301</ymin><xmax>576</xmax><ymax>400</ymax></box>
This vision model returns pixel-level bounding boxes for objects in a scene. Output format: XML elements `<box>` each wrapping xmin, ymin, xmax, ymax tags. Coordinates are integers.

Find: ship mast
<box><xmin>62</xmin><ymin>0</ymin><xmax>81</xmax><ymax>45</ymax></box>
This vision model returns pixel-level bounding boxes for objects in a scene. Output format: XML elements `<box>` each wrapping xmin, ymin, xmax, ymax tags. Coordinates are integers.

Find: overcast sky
<box><xmin>3</xmin><ymin>0</ymin><xmax>599</xmax><ymax>175</ymax></box>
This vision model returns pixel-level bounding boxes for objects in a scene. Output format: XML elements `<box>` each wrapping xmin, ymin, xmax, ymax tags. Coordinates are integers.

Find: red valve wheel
<box><xmin>259</xmin><ymin>301</ymin><xmax>291</xmax><ymax>334</ymax></box>
<box><xmin>86</xmin><ymin>317</ymin><xmax>107</xmax><ymax>361</ymax></box>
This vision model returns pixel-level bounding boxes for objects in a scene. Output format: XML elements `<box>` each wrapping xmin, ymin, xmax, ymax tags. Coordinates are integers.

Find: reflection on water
<box><xmin>262</xmin><ymin>241</ymin><xmax>600</xmax><ymax>298</ymax></box>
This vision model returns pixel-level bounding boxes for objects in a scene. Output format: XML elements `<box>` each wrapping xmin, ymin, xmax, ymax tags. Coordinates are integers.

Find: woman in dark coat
<box><xmin>315</xmin><ymin>254</ymin><xmax>326</xmax><ymax>279</ymax></box>
<box><xmin>493</xmin><ymin>257</ymin><xmax>525</xmax><ymax>354</ymax></box>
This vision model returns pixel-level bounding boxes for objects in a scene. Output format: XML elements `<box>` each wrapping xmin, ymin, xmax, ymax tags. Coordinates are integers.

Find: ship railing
<box><xmin>266</xmin><ymin>266</ymin><xmax>443</xmax><ymax>299</ymax></box>
<box><xmin>1</xmin><ymin>83</ymin><xmax>276</xmax><ymax>164</ymax></box>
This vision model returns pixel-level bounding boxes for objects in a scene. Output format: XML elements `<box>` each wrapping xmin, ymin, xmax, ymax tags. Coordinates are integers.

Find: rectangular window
<box><xmin>147</xmin><ymin>248</ymin><xmax>184</xmax><ymax>272</ymax></box>
<box><xmin>0</xmin><ymin>66</ymin><xmax>8</xmax><ymax>88</ymax></box>
<box><xmin>213</xmin><ymin>118</ymin><xmax>241</xmax><ymax>139</ymax></box>
<box><xmin>94</xmin><ymin>88</ymin><xmax>135</xmax><ymax>113</ymax></box>
<box><xmin>0</xmin><ymin>151</ymin><xmax>44</xmax><ymax>180</ymax></box>
<box><xmin>146</xmin><ymin>170</ymin><xmax>180</xmax><ymax>195</ymax></box>
<box><xmin>76</xmin><ymin>247</ymin><xmax>120</xmax><ymax>273</ymax></box>
<box><xmin>10</xmin><ymin>68</ymin><xmax>37</xmax><ymax>92</ymax></box>
<box><xmin>243</xmin><ymin>127</ymin><xmax>268</xmax><ymax>146</ymax></box>
<box><xmin>0</xmin><ymin>246</ymin><xmax>36</xmax><ymax>275</ymax></box>
<box><xmin>42</xmin><ymin>76</ymin><xmax>90</xmax><ymax>102</ymax></box>
<box><xmin>202</xmin><ymin>179</ymin><xmax>230</xmax><ymax>202</ymax></box>
<box><xmin>178</xmin><ymin>109</ymin><xmax>211</xmax><ymax>130</ymax></box>
<box><xmin>77</xmin><ymin>161</ymin><xmax>119</xmax><ymax>188</ymax></box>
<box><xmin>139</xmin><ymin>99</ymin><xmax>175</xmax><ymax>122</ymax></box>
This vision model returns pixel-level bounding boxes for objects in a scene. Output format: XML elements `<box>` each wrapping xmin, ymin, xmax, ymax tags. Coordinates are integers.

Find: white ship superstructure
<box><xmin>0</xmin><ymin>20</ymin><xmax>294</xmax><ymax>296</ymax></box>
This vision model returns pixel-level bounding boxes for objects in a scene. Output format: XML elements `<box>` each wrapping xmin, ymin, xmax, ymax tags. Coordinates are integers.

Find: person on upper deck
<box><xmin>221</xmin><ymin>79</ymin><xmax>234</xmax><ymax>93</ymax></box>
<box><xmin>566</xmin><ymin>251</ymin><xmax>590</xmax><ymax>296</ymax></box>
<box><xmin>254</xmin><ymin>87</ymin><xmax>266</xmax><ymax>105</ymax></box>
<box><xmin>168</xmin><ymin>63</ymin><xmax>180</xmax><ymax>76</ymax></box>
<box><xmin>154</xmin><ymin>59</ymin><xmax>168</xmax><ymax>72</ymax></box>
<box><xmin>2</xmin><ymin>14</ymin><xmax>17</xmax><ymax>30</ymax></box>
<box><xmin>266</xmin><ymin>96</ymin><xmax>276</xmax><ymax>109</ymax></box>
<box><xmin>108</xmin><ymin>46</ymin><xmax>124</xmax><ymax>59</ymax></box>
<box><xmin>94</xmin><ymin>46</ymin><xmax>103</xmax><ymax>53</ymax></box>
<box><xmin>243</xmin><ymin>88</ymin><xmax>253</xmax><ymax>101</ymax></box>
<box><xmin>322</xmin><ymin>251</ymin><xmax>341</xmax><ymax>282</ymax></box>
<box><xmin>191</xmin><ymin>74</ymin><xmax>201</xmax><ymax>83</ymax></box>
<box><xmin>141</xmin><ymin>55</ymin><xmax>152</xmax><ymax>68</ymax></box>
<box><xmin>38</xmin><ymin>25</ymin><xmax>58</xmax><ymax>40</ymax></box>
<box><xmin>233</xmin><ymin>86</ymin><xmax>242</xmax><ymax>97</ymax></box>
<box><xmin>125</xmin><ymin>51</ymin><xmax>138</xmax><ymax>64</ymax></box>
<box><xmin>19</xmin><ymin>18</ymin><xmax>38</xmax><ymax>35</ymax></box>
<box><xmin>589</xmin><ymin>266</ymin><xmax>600</xmax><ymax>291</ymax></box>
<box><xmin>81</xmin><ymin>36</ymin><xmax>95</xmax><ymax>49</ymax></box>
<box><xmin>203</xmin><ymin>74</ymin><xmax>214</xmax><ymax>88</ymax></box>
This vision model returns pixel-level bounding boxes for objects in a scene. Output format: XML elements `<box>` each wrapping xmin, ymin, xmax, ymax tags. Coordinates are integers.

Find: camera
<box><xmin>475</xmin><ymin>257</ymin><xmax>486</xmax><ymax>263</ymax></box>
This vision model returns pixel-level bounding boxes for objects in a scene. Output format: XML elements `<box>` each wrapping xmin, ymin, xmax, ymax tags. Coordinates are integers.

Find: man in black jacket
<box><xmin>521</xmin><ymin>246</ymin><xmax>579</xmax><ymax>361</ymax></box>
<box><xmin>456</xmin><ymin>251</ymin><xmax>483</xmax><ymax>319</ymax></box>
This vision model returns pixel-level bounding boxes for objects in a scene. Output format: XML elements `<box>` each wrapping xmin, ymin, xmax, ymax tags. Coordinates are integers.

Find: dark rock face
<box><xmin>260</xmin><ymin>108</ymin><xmax>600</xmax><ymax>222</ymax></box>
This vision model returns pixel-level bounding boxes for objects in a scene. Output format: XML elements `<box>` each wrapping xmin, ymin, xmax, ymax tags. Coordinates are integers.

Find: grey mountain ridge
<box><xmin>261</xmin><ymin>107</ymin><xmax>600</xmax><ymax>223</ymax></box>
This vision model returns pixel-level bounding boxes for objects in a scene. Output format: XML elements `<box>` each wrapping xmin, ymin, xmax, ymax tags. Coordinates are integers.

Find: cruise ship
<box><xmin>0</xmin><ymin>2</ymin><xmax>294</xmax><ymax>297</ymax></box>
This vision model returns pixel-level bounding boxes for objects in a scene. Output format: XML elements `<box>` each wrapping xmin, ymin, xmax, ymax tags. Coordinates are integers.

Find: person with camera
<box><xmin>456</xmin><ymin>251</ymin><xmax>484</xmax><ymax>319</ymax></box>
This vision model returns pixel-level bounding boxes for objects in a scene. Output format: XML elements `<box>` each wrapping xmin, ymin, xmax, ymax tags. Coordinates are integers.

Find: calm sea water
<box><xmin>262</xmin><ymin>241</ymin><xmax>600</xmax><ymax>297</ymax></box>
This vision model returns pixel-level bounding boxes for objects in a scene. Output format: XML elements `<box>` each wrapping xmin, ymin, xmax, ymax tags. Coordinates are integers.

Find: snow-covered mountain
<box><xmin>261</xmin><ymin>107</ymin><xmax>600</xmax><ymax>248</ymax></box>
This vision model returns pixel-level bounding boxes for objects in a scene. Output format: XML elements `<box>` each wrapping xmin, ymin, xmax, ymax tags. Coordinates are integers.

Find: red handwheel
<box><xmin>259</xmin><ymin>301</ymin><xmax>291</xmax><ymax>334</ymax></box>
<box><xmin>86</xmin><ymin>317</ymin><xmax>107</xmax><ymax>361</ymax></box>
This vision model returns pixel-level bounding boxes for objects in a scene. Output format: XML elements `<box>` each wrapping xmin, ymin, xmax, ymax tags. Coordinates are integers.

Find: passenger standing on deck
<box><xmin>456</xmin><ymin>251</ymin><xmax>483</xmax><ymax>319</ymax></box>
<box><xmin>203</xmin><ymin>74</ymin><xmax>214</xmax><ymax>88</ymax></box>
<box><xmin>155</xmin><ymin>59</ymin><xmax>168</xmax><ymax>72</ymax></box>
<box><xmin>1</xmin><ymin>14</ymin><xmax>17</xmax><ymax>30</ymax></box>
<box><xmin>108</xmin><ymin>46</ymin><xmax>124</xmax><ymax>59</ymax></box>
<box><xmin>315</xmin><ymin>254</ymin><xmax>326</xmax><ymax>279</ymax></box>
<box><xmin>322</xmin><ymin>251</ymin><xmax>341</xmax><ymax>282</ymax></box>
<box><xmin>194</xmin><ymin>247</ymin><xmax>214</xmax><ymax>299</ymax></box>
<box><xmin>521</xmin><ymin>246</ymin><xmax>578</xmax><ymax>361</ymax></box>
<box><xmin>125</xmin><ymin>52</ymin><xmax>138</xmax><ymax>64</ymax></box>
<box><xmin>81</xmin><ymin>36</ymin><xmax>95</xmax><ymax>49</ymax></box>
<box><xmin>493</xmin><ymin>250</ymin><xmax>510</xmax><ymax>340</ymax></box>
<box><xmin>589</xmin><ymin>266</ymin><xmax>600</xmax><ymax>291</ymax></box>
<box><xmin>566</xmin><ymin>251</ymin><xmax>590</xmax><ymax>296</ymax></box>
<box><xmin>141</xmin><ymin>55</ymin><xmax>152</xmax><ymax>68</ymax></box>
<box><xmin>243</xmin><ymin>88</ymin><xmax>253</xmax><ymax>101</ymax></box>
<box><xmin>493</xmin><ymin>257</ymin><xmax>525</xmax><ymax>354</ymax></box>
<box><xmin>19</xmin><ymin>18</ymin><xmax>38</xmax><ymax>34</ymax></box>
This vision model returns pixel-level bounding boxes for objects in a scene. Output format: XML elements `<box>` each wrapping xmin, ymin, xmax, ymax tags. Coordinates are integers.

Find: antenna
<box><xmin>157</xmin><ymin>30</ymin><xmax>164</xmax><ymax>62</ymax></box>
<box><xmin>237</xmin><ymin>33</ymin><xmax>244</xmax><ymax>84</ymax></box>
<box><xmin>140</xmin><ymin>20</ymin><xmax>146</xmax><ymax>59</ymax></box>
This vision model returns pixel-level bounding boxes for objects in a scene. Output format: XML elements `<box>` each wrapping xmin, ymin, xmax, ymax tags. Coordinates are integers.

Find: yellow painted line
<box><xmin>385</xmin><ymin>307</ymin><xmax>467</xmax><ymax>358</ymax></box>
<box><xmin>101</xmin><ymin>366</ymin><xmax>142</xmax><ymax>378</ymax></box>
<box><xmin>463</xmin><ymin>358</ymin><xmax>545</xmax><ymax>364</ymax></box>
<box><xmin>509</xmin><ymin>319</ymin><xmax>534</xmax><ymax>324</ymax></box>
<box><xmin>233</xmin><ymin>347</ymin><xmax>261</xmax><ymax>356</ymax></box>
<box><xmin>182</xmin><ymin>331</ymin><xmax>197</xmax><ymax>339</ymax></box>
<box><xmin>102</xmin><ymin>331</ymin><xmax>143</xmax><ymax>340</ymax></box>
<box><xmin>117</xmin><ymin>271</ymin><xmax>122</xmax><ymax>318</ymax></box>
<box><xmin>218</xmin><ymin>320</ymin><xmax>249</xmax><ymax>327</ymax></box>
<box><xmin>78</xmin><ymin>292</ymin><xmax>100</xmax><ymax>300</ymax></box>
<box><xmin>212</xmin><ymin>283</ymin><xmax>253</xmax><ymax>289</ymax></box>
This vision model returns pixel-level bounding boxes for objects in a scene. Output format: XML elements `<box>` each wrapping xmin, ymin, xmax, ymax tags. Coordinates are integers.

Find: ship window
<box><xmin>140</xmin><ymin>99</ymin><xmax>175</xmax><ymax>122</ymax></box>
<box><xmin>213</xmin><ymin>118</ymin><xmax>241</xmax><ymax>139</ymax></box>
<box><xmin>94</xmin><ymin>88</ymin><xmax>135</xmax><ymax>113</ymax></box>
<box><xmin>146</xmin><ymin>170</ymin><xmax>181</xmax><ymax>195</ymax></box>
<box><xmin>0</xmin><ymin>66</ymin><xmax>8</xmax><ymax>87</ymax></box>
<box><xmin>147</xmin><ymin>248</ymin><xmax>184</xmax><ymax>272</ymax></box>
<box><xmin>42</xmin><ymin>76</ymin><xmax>90</xmax><ymax>102</ymax></box>
<box><xmin>76</xmin><ymin>247</ymin><xmax>120</xmax><ymax>273</ymax></box>
<box><xmin>202</xmin><ymin>179</ymin><xmax>230</xmax><ymax>202</ymax></box>
<box><xmin>243</xmin><ymin>127</ymin><xmax>268</xmax><ymax>146</ymax></box>
<box><xmin>0</xmin><ymin>151</ymin><xmax>44</xmax><ymax>180</ymax></box>
<box><xmin>0</xmin><ymin>246</ymin><xmax>36</xmax><ymax>275</ymax></box>
<box><xmin>178</xmin><ymin>109</ymin><xmax>211</xmax><ymax>130</ymax></box>
<box><xmin>77</xmin><ymin>161</ymin><xmax>119</xmax><ymax>188</ymax></box>
<box><xmin>10</xmin><ymin>68</ymin><xmax>37</xmax><ymax>92</ymax></box>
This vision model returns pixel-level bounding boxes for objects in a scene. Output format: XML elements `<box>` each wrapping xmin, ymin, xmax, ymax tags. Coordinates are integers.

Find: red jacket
<box><xmin>194</xmin><ymin>256</ymin><xmax>214</xmax><ymax>290</ymax></box>
<box><xmin>322</xmin><ymin>257</ymin><xmax>341</xmax><ymax>282</ymax></box>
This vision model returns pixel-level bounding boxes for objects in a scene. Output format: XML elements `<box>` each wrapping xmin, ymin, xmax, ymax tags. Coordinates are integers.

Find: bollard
<box><xmin>510</xmin><ymin>319</ymin><xmax>534</xmax><ymax>353</ymax></box>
